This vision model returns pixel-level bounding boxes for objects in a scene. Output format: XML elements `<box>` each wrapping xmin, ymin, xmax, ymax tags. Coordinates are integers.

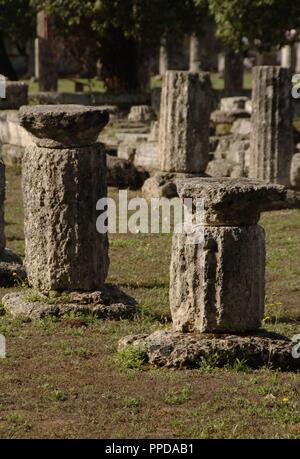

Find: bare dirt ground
<box><xmin>0</xmin><ymin>166</ymin><xmax>300</xmax><ymax>439</ymax></box>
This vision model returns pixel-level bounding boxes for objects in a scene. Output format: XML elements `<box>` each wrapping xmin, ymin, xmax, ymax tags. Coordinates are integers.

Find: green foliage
<box><xmin>162</xmin><ymin>385</ymin><xmax>191</xmax><ymax>405</ymax></box>
<box><xmin>116</xmin><ymin>345</ymin><xmax>147</xmax><ymax>370</ymax></box>
<box><xmin>0</xmin><ymin>0</ymin><xmax>35</xmax><ymax>52</ymax></box>
<box><xmin>206</xmin><ymin>0</ymin><xmax>300</xmax><ymax>52</ymax></box>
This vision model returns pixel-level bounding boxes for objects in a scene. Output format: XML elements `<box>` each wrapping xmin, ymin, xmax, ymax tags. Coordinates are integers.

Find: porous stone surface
<box><xmin>0</xmin><ymin>249</ymin><xmax>26</xmax><ymax>287</ymax></box>
<box><xmin>142</xmin><ymin>172</ymin><xmax>205</xmax><ymax>200</ymax></box>
<box><xmin>176</xmin><ymin>177</ymin><xmax>286</xmax><ymax>226</ymax></box>
<box><xmin>230</xmin><ymin>118</ymin><xmax>252</xmax><ymax>137</ymax></box>
<box><xmin>106</xmin><ymin>155</ymin><xmax>149</xmax><ymax>190</ymax></box>
<box><xmin>290</xmin><ymin>153</ymin><xmax>300</xmax><ymax>190</ymax></box>
<box><xmin>22</xmin><ymin>143</ymin><xmax>109</xmax><ymax>293</ymax></box>
<box><xmin>3</xmin><ymin>284</ymin><xmax>136</xmax><ymax>320</ymax></box>
<box><xmin>211</xmin><ymin>110</ymin><xmax>250</xmax><ymax>125</ymax></box>
<box><xmin>128</xmin><ymin>105</ymin><xmax>156</xmax><ymax>123</ymax></box>
<box><xmin>134</xmin><ymin>141</ymin><xmax>159</xmax><ymax>171</ymax></box>
<box><xmin>250</xmin><ymin>66</ymin><xmax>294</xmax><ymax>186</ymax></box>
<box><xmin>0</xmin><ymin>82</ymin><xmax>28</xmax><ymax>109</ymax></box>
<box><xmin>118</xmin><ymin>330</ymin><xmax>300</xmax><ymax>370</ymax></box>
<box><xmin>220</xmin><ymin>96</ymin><xmax>250</xmax><ymax>112</ymax></box>
<box><xmin>170</xmin><ymin>226</ymin><xmax>265</xmax><ymax>333</ymax></box>
<box><xmin>159</xmin><ymin>71</ymin><xmax>211</xmax><ymax>173</ymax></box>
<box><xmin>19</xmin><ymin>105</ymin><xmax>109</xmax><ymax>148</ymax></box>
<box><xmin>206</xmin><ymin>159</ymin><xmax>236</xmax><ymax>178</ymax></box>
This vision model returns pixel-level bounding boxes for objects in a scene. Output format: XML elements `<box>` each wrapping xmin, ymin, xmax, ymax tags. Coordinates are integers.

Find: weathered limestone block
<box><xmin>250</xmin><ymin>66</ymin><xmax>294</xmax><ymax>186</ymax></box>
<box><xmin>22</xmin><ymin>143</ymin><xmax>108</xmax><ymax>292</ymax></box>
<box><xmin>170</xmin><ymin>226</ymin><xmax>265</xmax><ymax>333</ymax></box>
<box><xmin>0</xmin><ymin>110</ymin><xmax>33</xmax><ymax>148</ymax></box>
<box><xmin>19</xmin><ymin>105</ymin><xmax>109</xmax><ymax>149</ymax></box>
<box><xmin>134</xmin><ymin>141</ymin><xmax>159</xmax><ymax>171</ymax></box>
<box><xmin>19</xmin><ymin>105</ymin><xmax>110</xmax><ymax>293</ymax></box>
<box><xmin>159</xmin><ymin>71</ymin><xmax>211</xmax><ymax>173</ymax></box>
<box><xmin>0</xmin><ymin>82</ymin><xmax>28</xmax><ymax>109</ymax></box>
<box><xmin>206</xmin><ymin>159</ymin><xmax>235</xmax><ymax>178</ymax></box>
<box><xmin>290</xmin><ymin>153</ymin><xmax>300</xmax><ymax>190</ymax></box>
<box><xmin>169</xmin><ymin>178</ymin><xmax>286</xmax><ymax>333</ymax></box>
<box><xmin>128</xmin><ymin>105</ymin><xmax>156</xmax><ymax>123</ymax></box>
<box><xmin>118</xmin><ymin>330</ymin><xmax>300</xmax><ymax>370</ymax></box>
<box><xmin>230</xmin><ymin>118</ymin><xmax>252</xmax><ymax>137</ymax></box>
<box><xmin>220</xmin><ymin>97</ymin><xmax>250</xmax><ymax>112</ymax></box>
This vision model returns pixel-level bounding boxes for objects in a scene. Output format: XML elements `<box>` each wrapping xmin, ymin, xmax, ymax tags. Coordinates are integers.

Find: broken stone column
<box><xmin>119</xmin><ymin>178</ymin><xmax>298</xmax><ymax>370</ymax></box>
<box><xmin>35</xmin><ymin>11</ymin><xmax>58</xmax><ymax>91</ymax></box>
<box><xmin>3</xmin><ymin>105</ymin><xmax>136</xmax><ymax>319</ymax></box>
<box><xmin>170</xmin><ymin>178</ymin><xmax>285</xmax><ymax>333</ymax></box>
<box><xmin>249</xmin><ymin>66</ymin><xmax>294</xmax><ymax>186</ymax></box>
<box><xmin>189</xmin><ymin>34</ymin><xmax>201</xmax><ymax>73</ymax></box>
<box><xmin>142</xmin><ymin>71</ymin><xmax>211</xmax><ymax>198</ymax></box>
<box><xmin>0</xmin><ymin>159</ymin><xmax>26</xmax><ymax>286</ymax></box>
<box><xmin>224</xmin><ymin>50</ymin><xmax>244</xmax><ymax>94</ymax></box>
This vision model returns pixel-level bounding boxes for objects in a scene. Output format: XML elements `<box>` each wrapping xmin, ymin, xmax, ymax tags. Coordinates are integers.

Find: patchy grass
<box><xmin>0</xmin><ymin>167</ymin><xmax>299</xmax><ymax>439</ymax></box>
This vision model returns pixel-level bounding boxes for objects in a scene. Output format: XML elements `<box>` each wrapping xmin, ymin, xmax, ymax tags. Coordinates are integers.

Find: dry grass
<box><xmin>0</xmin><ymin>167</ymin><xmax>300</xmax><ymax>439</ymax></box>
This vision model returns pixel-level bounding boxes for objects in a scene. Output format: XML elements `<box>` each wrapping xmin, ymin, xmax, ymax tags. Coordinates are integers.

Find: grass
<box><xmin>21</xmin><ymin>71</ymin><xmax>253</xmax><ymax>94</ymax></box>
<box><xmin>0</xmin><ymin>167</ymin><xmax>299</xmax><ymax>439</ymax></box>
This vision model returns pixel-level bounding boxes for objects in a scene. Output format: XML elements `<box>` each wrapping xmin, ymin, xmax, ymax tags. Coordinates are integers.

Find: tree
<box><xmin>0</xmin><ymin>0</ymin><xmax>35</xmax><ymax>79</ymax></box>
<box><xmin>33</xmin><ymin>0</ymin><xmax>204</xmax><ymax>91</ymax></box>
<box><xmin>204</xmin><ymin>0</ymin><xmax>300</xmax><ymax>52</ymax></box>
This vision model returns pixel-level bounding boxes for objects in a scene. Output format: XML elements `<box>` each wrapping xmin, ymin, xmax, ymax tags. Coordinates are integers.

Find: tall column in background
<box><xmin>35</xmin><ymin>10</ymin><xmax>58</xmax><ymax>91</ymax></box>
<box><xmin>224</xmin><ymin>50</ymin><xmax>244</xmax><ymax>94</ymax></box>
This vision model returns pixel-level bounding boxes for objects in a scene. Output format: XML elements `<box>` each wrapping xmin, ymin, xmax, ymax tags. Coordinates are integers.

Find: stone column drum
<box><xmin>250</xmin><ymin>66</ymin><xmax>294</xmax><ymax>186</ymax></box>
<box><xmin>18</xmin><ymin>105</ymin><xmax>109</xmax><ymax>293</ymax></box>
<box><xmin>170</xmin><ymin>178</ymin><xmax>286</xmax><ymax>333</ymax></box>
<box><xmin>159</xmin><ymin>71</ymin><xmax>211</xmax><ymax>174</ymax></box>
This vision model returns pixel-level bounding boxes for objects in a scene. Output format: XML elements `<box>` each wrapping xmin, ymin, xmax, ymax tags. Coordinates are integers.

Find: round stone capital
<box><xmin>19</xmin><ymin>105</ymin><xmax>109</xmax><ymax>148</ymax></box>
<box><xmin>176</xmin><ymin>177</ymin><xmax>287</xmax><ymax>225</ymax></box>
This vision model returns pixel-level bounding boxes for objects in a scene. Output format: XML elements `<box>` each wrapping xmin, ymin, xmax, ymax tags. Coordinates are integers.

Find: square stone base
<box><xmin>0</xmin><ymin>248</ymin><xmax>26</xmax><ymax>287</ymax></box>
<box><xmin>118</xmin><ymin>330</ymin><xmax>299</xmax><ymax>371</ymax></box>
<box><xmin>2</xmin><ymin>284</ymin><xmax>137</xmax><ymax>320</ymax></box>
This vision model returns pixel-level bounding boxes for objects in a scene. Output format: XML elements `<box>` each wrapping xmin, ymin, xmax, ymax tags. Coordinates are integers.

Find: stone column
<box><xmin>159</xmin><ymin>37</ymin><xmax>169</xmax><ymax>77</ymax></box>
<box><xmin>35</xmin><ymin>11</ymin><xmax>58</xmax><ymax>91</ymax></box>
<box><xmin>0</xmin><ymin>159</ymin><xmax>5</xmax><ymax>252</ymax></box>
<box><xmin>170</xmin><ymin>178</ymin><xmax>286</xmax><ymax>333</ymax></box>
<box><xmin>159</xmin><ymin>71</ymin><xmax>211</xmax><ymax>173</ymax></box>
<box><xmin>189</xmin><ymin>34</ymin><xmax>201</xmax><ymax>73</ymax></box>
<box><xmin>295</xmin><ymin>42</ymin><xmax>300</xmax><ymax>73</ymax></box>
<box><xmin>281</xmin><ymin>45</ymin><xmax>293</xmax><ymax>69</ymax></box>
<box><xmin>249</xmin><ymin>66</ymin><xmax>294</xmax><ymax>186</ymax></box>
<box><xmin>0</xmin><ymin>159</ymin><xmax>25</xmax><ymax>286</ymax></box>
<box><xmin>224</xmin><ymin>50</ymin><xmax>244</xmax><ymax>94</ymax></box>
<box><xmin>17</xmin><ymin>105</ymin><xmax>109</xmax><ymax>293</ymax></box>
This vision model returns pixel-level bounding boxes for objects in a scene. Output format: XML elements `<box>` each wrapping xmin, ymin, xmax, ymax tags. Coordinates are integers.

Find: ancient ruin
<box><xmin>142</xmin><ymin>70</ymin><xmax>212</xmax><ymax>199</ymax></box>
<box><xmin>119</xmin><ymin>177</ymin><xmax>299</xmax><ymax>370</ymax></box>
<box><xmin>249</xmin><ymin>66</ymin><xmax>294</xmax><ymax>186</ymax></box>
<box><xmin>2</xmin><ymin>105</ymin><xmax>136</xmax><ymax>318</ymax></box>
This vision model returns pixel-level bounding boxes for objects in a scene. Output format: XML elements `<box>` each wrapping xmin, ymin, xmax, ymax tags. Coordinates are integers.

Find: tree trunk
<box><xmin>0</xmin><ymin>31</ymin><xmax>18</xmax><ymax>80</ymax></box>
